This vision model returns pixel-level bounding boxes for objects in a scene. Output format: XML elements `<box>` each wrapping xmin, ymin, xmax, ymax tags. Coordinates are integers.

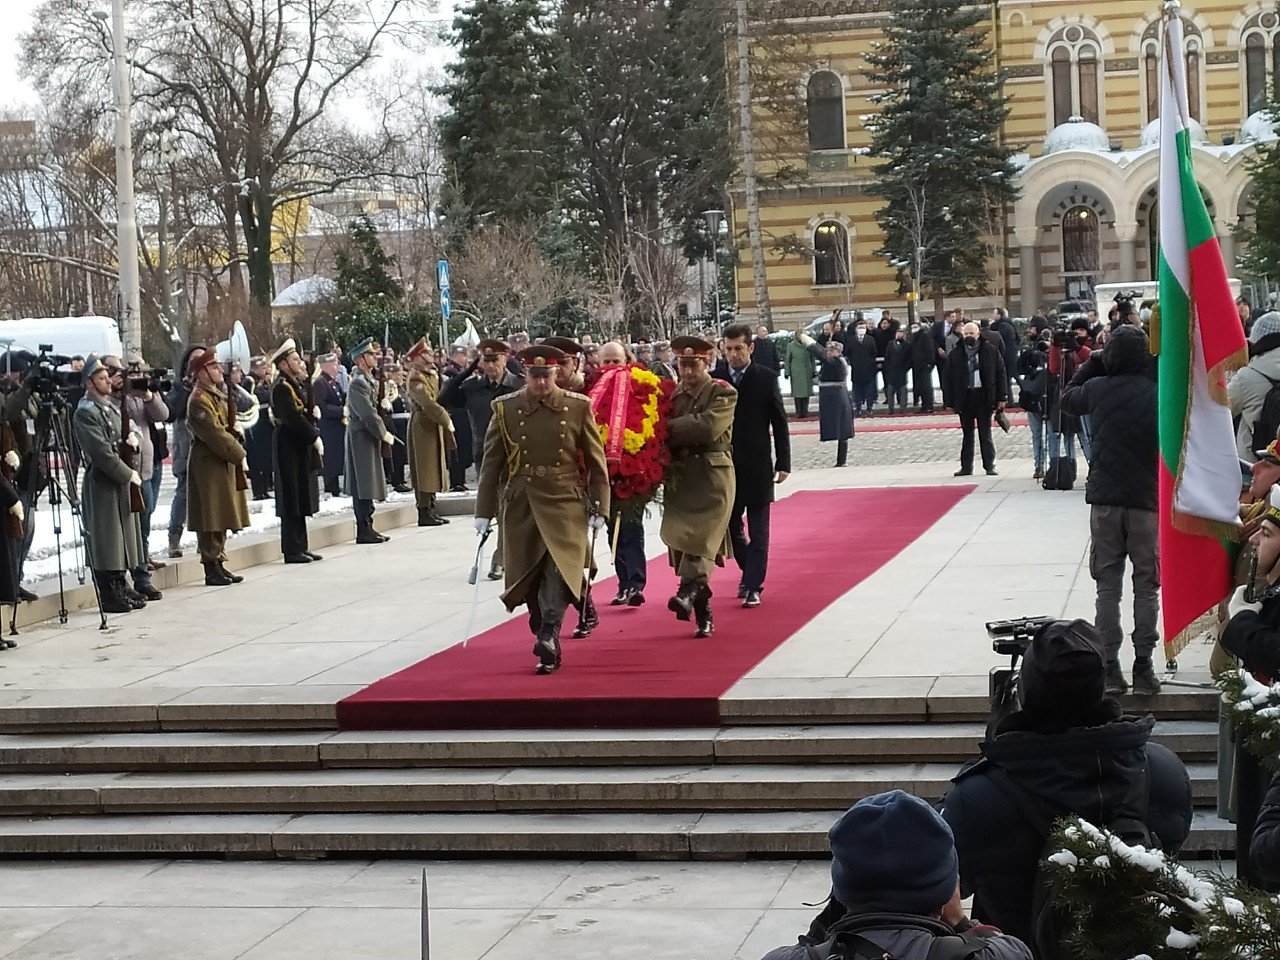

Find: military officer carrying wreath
<box><xmin>475</xmin><ymin>344</ymin><xmax>610</xmax><ymax>675</ymax></box>
<box><xmin>186</xmin><ymin>349</ymin><xmax>251</xmax><ymax>587</ymax></box>
<box><xmin>346</xmin><ymin>338</ymin><xmax>396</xmax><ymax>544</ymax></box>
<box><xmin>72</xmin><ymin>355</ymin><xmax>147</xmax><ymax>613</ymax></box>
<box><xmin>269</xmin><ymin>339</ymin><xmax>323</xmax><ymax>564</ymax></box>
<box><xmin>405</xmin><ymin>338</ymin><xmax>455</xmax><ymax>527</ymax></box>
<box><xmin>662</xmin><ymin>335</ymin><xmax>737</xmax><ymax>638</ymax></box>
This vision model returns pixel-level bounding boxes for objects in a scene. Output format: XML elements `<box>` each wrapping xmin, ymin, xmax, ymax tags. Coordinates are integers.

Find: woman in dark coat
<box><xmin>270</xmin><ymin>341</ymin><xmax>322</xmax><ymax>563</ymax></box>
<box><xmin>311</xmin><ymin>354</ymin><xmax>347</xmax><ymax>497</ymax></box>
<box><xmin>801</xmin><ymin>333</ymin><xmax>854</xmax><ymax>467</ymax></box>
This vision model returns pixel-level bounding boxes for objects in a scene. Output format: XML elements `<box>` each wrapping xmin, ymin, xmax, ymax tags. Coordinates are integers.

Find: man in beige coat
<box><xmin>475</xmin><ymin>344</ymin><xmax>610</xmax><ymax>674</ymax></box>
<box><xmin>404</xmin><ymin>338</ymin><xmax>455</xmax><ymax>527</ymax></box>
<box><xmin>662</xmin><ymin>335</ymin><xmax>737</xmax><ymax>638</ymax></box>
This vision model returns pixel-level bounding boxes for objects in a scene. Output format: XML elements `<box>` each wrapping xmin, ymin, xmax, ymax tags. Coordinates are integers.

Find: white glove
<box><xmin>589</xmin><ymin>515</ymin><xmax>607</xmax><ymax>533</ymax></box>
<box><xmin>3</xmin><ymin>450</ymin><xmax>18</xmax><ymax>470</ymax></box>
<box><xmin>380</xmin><ymin>397</ymin><xmax>392</xmax><ymax>412</ymax></box>
<box><xmin>1229</xmin><ymin>584</ymin><xmax>1264</xmax><ymax>619</ymax></box>
<box><xmin>128</xmin><ymin>470</ymin><xmax>142</xmax><ymax>487</ymax></box>
<box><xmin>474</xmin><ymin>517</ymin><xmax>492</xmax><ymax>536</ymax></box>
<box><xmin>314</xmin><ymin>437</ymin><xmax>324</xmax><ymax>456</ymax></box>
<box><xmin>126</xmin><ymin>433</ymin><xmax>140</xmax><ymax>450</ymax></box>
<box><xmin>241</xmin><ymin>459</ymin><xmax>249</xmax><ymax>474</ymax></box>
<box><xmin>382</xmin><ymin>432</ymin><xmax>396</xmax><ymax>446</ymax></box>
<box><xmin>9</xmin><ymin>501</ymin><xmax>23</xmax><ymax>522</ymax></box>
<box><xmin>312</xmin><ymin>406</ymin><xmax>321</xmax><ymax>420</ymax></box>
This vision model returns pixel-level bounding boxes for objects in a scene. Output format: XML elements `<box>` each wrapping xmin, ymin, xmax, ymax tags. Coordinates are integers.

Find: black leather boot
<box><xmin>96</xmin><ymin>572</ymin><xmax>132</xmax><ymax>613</ymax></box>
<box><xmin>203</xmin><ymin>562</ymin><xmax>234</xmax><ymax>587</ymax></box>
<box><xmin>667</xmin><ymin>582</ymin><xmax>699</xmax><ymax>622</ymax></box>
<box><xmin>117</xmin><ymin>574</ymin><xmax>147</xmax><ymax>609</ymax></box>
<box><xmin>532</xmin><ymin>621</ymin><xmax>562</xmax><ymax>674</ymax></box>
<box><xmin>694</xmin><ymin>585</ymin><xmax>714</xmax><ymax>639</ymax></box>
<box><xmin>218</xmin><ymin>562</ymin><xmax>244</xmax><ymax>584</ymax></box>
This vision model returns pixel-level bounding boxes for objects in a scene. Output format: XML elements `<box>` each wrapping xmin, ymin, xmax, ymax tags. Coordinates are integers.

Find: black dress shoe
<box><xmin>954</xmin><ymin>469</ymin><xmax>973</xmax><ymax>477</ymax></box>
<box><xmin>283</xmin><ymin>554</ymin><xmax>313</xmax><ymax>564</ymax></box>
<box><xmin>610</xmin><ymin>589</ymin><xmax>629</xmax><ymax>606</ymax></box>
<box><xmin>0</xmin><ymin>637</ymin><xmax>16</xmax><ymax>650</ymax></box>
<box><xmin>377</xmin><ymin>533</ymin><xmax>391</xmax><ymax>542</ymax></box>
<box><xmin>985</xmin><ymin>467</ymin><xmax>998</xmax><ymax>476</ymax></box>
<box><xmin>393</xmin><ymin>483</ymin><xmax>412</xmax><ymax>494</ymax></box>
<box><xmin>16</xmin><ymin>587</ymin><xmax>37</xmax><ymax>603</ymax></box>
<box><xmin>304</xmin><ymin>551</ymin><xmax>323</xmax><ymax>562</ymax></box>
<box><xmin>136</xmin><ymin>584</ymin><xmax>163</xmax><ymax>602</ymax></box>
<box><xmin>356</xmin><ymin>533</ymin><xmax>384</xmax><ymax>545</ymax></box>
<box><xmin>449</xmin><ymin>484</ymin><xmax>468</xmax><ymax>493</ymax></box>
<box><xmin>743</xmin><ymin>590</ymin><xmax>761</xmax><ymax>608</ymax></box>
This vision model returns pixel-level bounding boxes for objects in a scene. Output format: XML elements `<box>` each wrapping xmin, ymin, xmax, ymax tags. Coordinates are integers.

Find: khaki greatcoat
<box><xmin>186</xmin><ymin>386</ymin><xmax>251</xmax><ymax>533</ymax></box>
<box><xmin>72</xmin><ymin>396</ymin><xmax>144</xmax><ymax>572</ymax></box>
<box><xmin>661</xmin><ymin>377</ymin><xmax>737</xmax><ymax>562</ymax></box>
<box><xmin>476</xmin><ymin>385</ymin><xmax>610</xmax><ymax>611</ymax></box>
<box><xmin>406</xmin><ymin>368</ymin><xmax>455</xmax><ymax>495</ymax></box>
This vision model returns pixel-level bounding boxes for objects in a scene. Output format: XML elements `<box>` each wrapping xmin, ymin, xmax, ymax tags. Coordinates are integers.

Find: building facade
<box><xmin>730</xmin><ymin>0</ymin><xmax>1279</xmax><ymax>327</ymax></box>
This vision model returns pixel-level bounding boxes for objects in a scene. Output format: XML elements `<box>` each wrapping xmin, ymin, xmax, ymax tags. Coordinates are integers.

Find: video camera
<box><xmin>28</xmin><ymin>345</ymin><xmax>79</xmax><ymax>398</ymax></box>
<box><xmin>126</xmin><ymin>361</ymin><xmax>173</xmax><ymax>395</ymax></box>
<box><xmin>986</xmin><ymin>616</ymin><xmax>1053</xmax><ymax>736</ymax></box>
<box><xmin>1113</xmin><ymin>290</ymin><xmax>1143</xmax><ymax>321</ymax></box>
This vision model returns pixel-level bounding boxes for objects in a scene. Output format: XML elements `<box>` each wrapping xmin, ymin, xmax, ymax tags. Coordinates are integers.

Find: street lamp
<box><xmin>93</xmin><ymin>1</ymin><xmax>142</xmax><ymax>358</ymax></box>
<box><xmin>702</xmin><ymin>209</ymin><xmax>724</xmax><ymax>326</ymax></box>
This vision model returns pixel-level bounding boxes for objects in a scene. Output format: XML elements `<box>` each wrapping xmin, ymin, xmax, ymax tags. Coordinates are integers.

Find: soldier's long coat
<box><xmin>271</xmin><ymin>374</ymin><xmax>320</xmax><ymax>520</ymax></box>
<box><xmin>344</xmin><ymin>369</ymin><xmax>387</xmax><ymax>502</ymax></box>
<box><xmin>406</xmin><ymin>368</ymin><xmax>454</xmax><ymax>496</ymax></box>
<box><xmin>186</xmin><ymin>386</ymin><xmax>250</xmax><ymax>534</ymax></box>
<box><xmin>73</xmin><ymin>396</ymin><xmax>144</xmax><ymax>572</ymax></box>
<box><xmin>661</xmin><ymin>377</ymin><xmax>737</xmax><ymax>562</ymax></box>
<box><xmin>476</xmin><ymin>385</ymin><xmax>610</xmax><ymax>610</ymax></box>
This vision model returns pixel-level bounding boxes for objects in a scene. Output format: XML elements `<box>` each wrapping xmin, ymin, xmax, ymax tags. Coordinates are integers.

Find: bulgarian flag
<box><xmin>1155</xmin><ymin>6</ymin><xmax>1248</xmax><ymax>659</ymax></box>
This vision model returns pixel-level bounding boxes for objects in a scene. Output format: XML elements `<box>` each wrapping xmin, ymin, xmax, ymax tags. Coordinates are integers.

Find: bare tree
<box><xmin>22</xmin><ymin>0</ymin><xmax>427</xmax><ymax>328</ymax></box>
<box><xmin>628</xmin><ymin>229</ymin><xmax>693</xmax><ymax>340</ymax></box>
<box><xmin>454</xmin><ymin>220</ymin><xmax>587</xmax><ymax>333</ymax></box>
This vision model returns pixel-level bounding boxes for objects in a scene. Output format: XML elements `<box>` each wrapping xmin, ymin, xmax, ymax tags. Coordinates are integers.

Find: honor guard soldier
<box><xmin>475</xmin><ymin>344</ymin><xmax>610</xmax><ymax>674</ymax></box>
<box><xmin>346</xmin><ymin>337</ymin><xmax>395</xmax><ymax>544</ymax></box>
<box><xmin>661</xmin><ymin>335</ymin><xmax>737</xmax><ymax>637</ymax></box>
<box><xmin>405</xmin><ymin>338</ymin><xmax>456</xmax><ymax>527</ymax></box>
<box><xmin>269</xmin><ymin>339</ymin><xmax>324</xmax><ymax>563</ymax></box>
<box><xmin>542</xmin><ymin>336</ymin><xmax>587</xmax><ymax>393</ymax></box>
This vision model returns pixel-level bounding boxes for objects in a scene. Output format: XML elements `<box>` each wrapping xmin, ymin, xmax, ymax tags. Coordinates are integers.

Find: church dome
<box><xmin>1242</xmin><ymin>110</ymin><xmax>1278</xmax><ymax>143</ymax></box>
<box><xmin>1043</xmin><ymin>117</ymin><xmax>1111</xmax><ymax>155</ymax></box>
<box><xmin>1138</xmin><ymin>116</ymin><xmax>1209</xmax><ymax>149</ymax></box>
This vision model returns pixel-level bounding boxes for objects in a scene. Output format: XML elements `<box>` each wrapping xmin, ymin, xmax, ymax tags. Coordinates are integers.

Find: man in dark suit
<box><xmin>751</xmin><ymin>325</ymin><xmax>782</xmax><ymax>374</ymax></box>
<box><xmin>944</xmin><ymin>321</ymin><xmax>1008</xmax><ymax>477</ymax></box>
<box><xmin>719</xmin><ymin>323</ymin><xmax>791</xmax><ymax>608</ymax></box>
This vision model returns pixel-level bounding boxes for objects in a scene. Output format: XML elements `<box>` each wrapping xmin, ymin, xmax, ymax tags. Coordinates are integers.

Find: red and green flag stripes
<box><xmin>1155</xmin><ymin>7</ymin><xmax>1248</xmax><ymax>658</ymax></box>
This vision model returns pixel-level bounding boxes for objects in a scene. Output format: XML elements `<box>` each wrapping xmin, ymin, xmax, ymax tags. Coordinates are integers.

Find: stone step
<box><xmin>0</xmin><ymin>681</ymin><xmax>1221</xmax><ymax>733</ymax></box>
<box><xmin>0</xmin><ymin>809</ymin><xmax>1235</xmax><ymax>860</ymax></box>
<box><xmin>0</xmin><ymin>720</ymin><xmax>1220</xmax><ymax>772</ymax></box>
<box><xmin>0</xmin><ymin>761</ymin><xmax>1222</xmax><ymax>816</ymax></box>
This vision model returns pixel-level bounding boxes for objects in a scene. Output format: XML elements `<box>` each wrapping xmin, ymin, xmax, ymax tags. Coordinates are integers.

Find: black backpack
<box><xmin>1249</xmin><ymin>373</ymin><xmax>1280</xmax><ymax>454</ymax></box>
<box><xmin>805</xmin><ymin>912</ymin><xmax>997</xmax><ymax>960</ymax></box>
<box><xmin>983</xmin><ymin>764</ymin><xmax>1152</xmax><ymax>960</ymax></box>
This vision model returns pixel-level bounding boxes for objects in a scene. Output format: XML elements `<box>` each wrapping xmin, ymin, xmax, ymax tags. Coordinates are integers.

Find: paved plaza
<box><xmin>0</xmin><ymin>431</ymin><xmax>1217</xmax><ymax>959</ymax></box>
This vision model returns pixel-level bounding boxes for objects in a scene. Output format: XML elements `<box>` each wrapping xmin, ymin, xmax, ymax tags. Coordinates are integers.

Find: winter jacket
<box><xmin>1015</xmin><ymin>348</ymin><xmax>1048</xmax><ymax>416</ymax></box>
<box><xmin>944</xmin><ymin>339</ymin><xmax>1007</xmax><ymax>410</ymax></box>
<box><xmin>1229</xmin><ymin>346</ymin><xmax>1280</xmax><ymax>460</ymax></box>
<box><xmin>1060</xmin><ymin>326</ymin><xmax>1158</xmax><ymax>511</ymax></box>
<box><xmin>761</xmin><ymin>921</ymin><xmax>1032</xmax><ymax>960</ymax></box>
<box><xmin>883</xmin><ymin>338</ymin><xmax>912</xmax><ymax>386</ymax></box>
<box><xmin>844</xmin><ymin>334</ymin><xmax>879</xmax><ymax>384</ymax></box>
<box><xmin>991</xmin><ymin>317</ymin><xmax>1019</xmax><ymax>379</ymax></box>
<box><xmin>753</xmin><ymin>336</ymin><xmax>782</xmax><ymax>374</ymax></box>
<box><xmin>942</xmin><ymin>706</ymin><xmax>1193</xmax><ymax>950</ymax></box>
<box><xmin>1251</xmin><ymin>771</ymin><xmax>1280</xmax><ymax>883</ymax></box>
<box><xmin>910</xmin><ymin>327</ymin><xmax>936</xmax><ymax>369</ymax></box>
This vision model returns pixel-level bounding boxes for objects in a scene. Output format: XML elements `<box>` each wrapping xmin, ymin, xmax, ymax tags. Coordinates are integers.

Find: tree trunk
<box><xmin>932</xmin><ymin>284</ymin><xmax>945</xmax><ymax>326</ymax></box>
<box><xmin>735</xmin><ymin>0</ymin><xmax>772</xmax><ymax>328</ymax></box>
<box><xmin>239</xmin><ymin>185</ymin><xmax>276</xmax><ymax>319</ymax></box>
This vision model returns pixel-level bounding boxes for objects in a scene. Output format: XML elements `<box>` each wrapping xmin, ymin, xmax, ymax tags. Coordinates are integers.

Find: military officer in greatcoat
<box><xmin>345</xmin><ymin>337</ymin><xmax>396</xmax><ymax>544</ymax></box>
<box><xmin>662</xmin><ymin>335</ymin><xmax>737</xmax><ymax>638</ymax></box>
<box><xmin>186</xmin><ymin>349</ymin><xmax>251</xmax><ymax>586</ymax></box>
<box><xmin>405</xmin><ymin>338</ymin><xmax>456</xmax><ymax>527</ymax></box>
<box><xmin>542</xmin><ymin>336</ymin><xmax>587</xmax><ymax>392</ymax></box>
<box><xmin>475</xmin><ymin>345</ymin><xmax>610</xmax><ymax>674</ymax></box>
<box><xmin>269</xmin><ymin>339</ymin><xmax>323</xmax><ymax>563</ymax></box>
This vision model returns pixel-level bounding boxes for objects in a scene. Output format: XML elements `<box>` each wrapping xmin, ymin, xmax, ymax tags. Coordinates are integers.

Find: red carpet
<box><xmin>790</xmin><ymin>417</ymin><xmax>1027</xmax><ymax>435</ymax></box>
<box><xmin>337</xmin><ymin>485</ymin><xmax>973</xmax><ymax>730</ymax></box>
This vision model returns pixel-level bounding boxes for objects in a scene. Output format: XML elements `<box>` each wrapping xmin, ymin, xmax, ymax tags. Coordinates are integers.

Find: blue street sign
<box><xmin>440</xmin><ymin>288</ymin><xmax>451</xmax><ymax>321</ymax></box>
<box><xmin>437</xmin><ymin>259</ymin><xmax>450</xmax><ymax>292</ymax></box>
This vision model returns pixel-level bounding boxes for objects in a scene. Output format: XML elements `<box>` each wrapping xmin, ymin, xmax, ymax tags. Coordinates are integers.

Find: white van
<box><xmin>1093</xmin><ymin>279</ymin><xmax>1242</xmax><ymax>319</ymax></box>
<box><xmin>0</xmin><ymin>315</ymin><xmax>123</xmax><ymax>359</ymax></box>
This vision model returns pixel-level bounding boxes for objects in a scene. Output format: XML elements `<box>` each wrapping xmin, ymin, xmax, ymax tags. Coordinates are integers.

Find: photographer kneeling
<box><xmin>762</xmin><ymin>790</ymin><xmax>1032</xmax><ymax>960</ymax></box>
<box><xmin>941</xmin><ymin>620</ymin><xmax>1191</xmax><ymax>955</ymax></box>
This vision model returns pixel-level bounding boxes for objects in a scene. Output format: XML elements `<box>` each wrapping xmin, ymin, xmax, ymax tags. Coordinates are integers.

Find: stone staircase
<box><xmin>0</xmin><ymin>682</ymin><xmax>1231</xmax><ymax>860</ymax></box>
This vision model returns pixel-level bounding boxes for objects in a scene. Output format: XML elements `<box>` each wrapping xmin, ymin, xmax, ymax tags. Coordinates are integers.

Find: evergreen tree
<box><xmin>1238</xmin><ymin>101</ymin><xmax>1280</xmax><ymax>287</ymax></box>
<box><xmin>334</xmin><ymin>215</ymin><xmax>403</xmax><ymax>307</ymax></box>
<box><xmin>436</xmin><ymin>0</ymin><xmax>570</xmax><ymax>228</ymax></box>
<box><xmin>864</xmin><ymin>0</ymin><xmax>1018</xmax><ymax>318</ymax></box>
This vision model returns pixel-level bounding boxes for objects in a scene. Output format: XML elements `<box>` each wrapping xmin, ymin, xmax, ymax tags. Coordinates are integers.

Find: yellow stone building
<box><xmin>729</xmin><ymin>0</ymin><xmax>1280</xmax><ymax>326</ymax></box>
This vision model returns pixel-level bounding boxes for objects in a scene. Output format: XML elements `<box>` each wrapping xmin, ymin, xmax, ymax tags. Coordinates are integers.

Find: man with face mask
<box><xmin>944</xmin><ymin>322</ymin><xmax>1007</xmax><ymax>476</ymax></box>
<box><xmin>909</xmin><ymin>319</ymin><xmax>937</xmax><ymax>412</ymax></box>
<box><xmin>846</xmin><ymin>320</ymin><xmax>879</xmax><ymax>416</ymax></box>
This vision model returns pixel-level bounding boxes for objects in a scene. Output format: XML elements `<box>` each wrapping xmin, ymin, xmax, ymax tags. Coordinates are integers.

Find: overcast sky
<box><xmin>0</xmin><ymin>0</ymin><xmax>455</xmax><ymax>123</ymax></box>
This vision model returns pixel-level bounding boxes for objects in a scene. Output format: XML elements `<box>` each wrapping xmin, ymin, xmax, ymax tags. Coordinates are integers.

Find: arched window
<box><xmin>813</xmin><ymin>221</ymin><xmax>851</xmax><ymax>286</ymax></box>
<box><xmin>1186</xmin><ymin>40</ymin><xmax>1201</xmax><ymax>121</ymax></box>
<box><xmin>1062</xmin><ymin>206</ymin><xmax>1100</xmax><ymax>277</ymax></box>
<box><xmin>1247</xmin><ymin>33</ymin><xmax>1267</xmax><ymax>115</ymax></box>
<box><xmin>1046</xmin><ymin>26</ymin><xmax>1103</xmax><ymax>127</ymax></box>
<box><xmin>1144</xmin><ymin>45</ymin><xmax>1159</xmax><ymax>123</ymax></box>
<box><xmin>807</xmin><ymin>71</ymin><xmax>844</xmax><ymax>151</ymax></box>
